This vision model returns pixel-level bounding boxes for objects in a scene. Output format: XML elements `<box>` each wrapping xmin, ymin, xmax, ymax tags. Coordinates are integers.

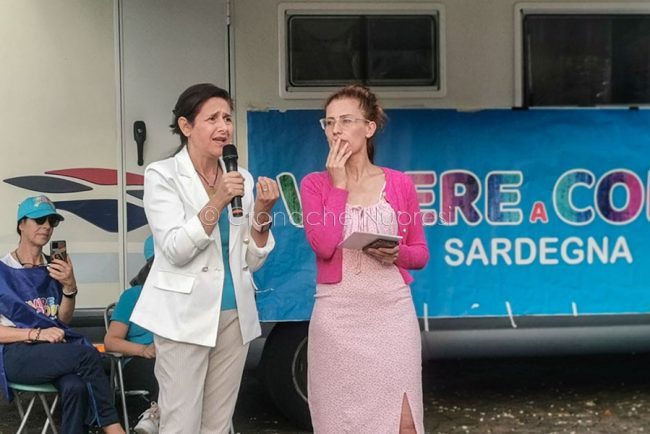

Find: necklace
<box><xmin>14</xmin><ymin>249</ymin><xmax>44</xmax><ymax>268</ymax></box>
<box><xmin>196</xmin><ymin>167</ymin><xmax>219</xmax><ymax>197</ymax></box>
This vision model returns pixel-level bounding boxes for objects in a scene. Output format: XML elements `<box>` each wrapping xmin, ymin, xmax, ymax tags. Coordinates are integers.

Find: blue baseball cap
<box><xmin>144</xmin><ymin>235</ymin><xmax>154</xmax><ymax>261</ymax></box>
<box><xmin>17</xmin><ymin>195</ymin><xmax>64</xmax><ymax>222</ymax></box>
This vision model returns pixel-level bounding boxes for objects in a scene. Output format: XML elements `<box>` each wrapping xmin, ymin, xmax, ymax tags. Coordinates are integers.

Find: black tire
<box><xmin>260</xmin><ymin>322</ymin><xmax>312</xmax><ymax>430</ymax></box>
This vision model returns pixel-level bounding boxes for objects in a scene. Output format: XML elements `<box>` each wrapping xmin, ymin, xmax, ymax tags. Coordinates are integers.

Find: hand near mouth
<box><xmin>326</xmin><ymin>137</ymin><xmax>352</xmax><ymax>190</ymax></box>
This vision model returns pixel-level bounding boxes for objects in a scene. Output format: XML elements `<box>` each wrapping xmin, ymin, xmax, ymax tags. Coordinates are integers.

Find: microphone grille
<box><xmin>222</xmin><ymin>144</ymin><xmax>238</xmax><ymax>160</ymax></box>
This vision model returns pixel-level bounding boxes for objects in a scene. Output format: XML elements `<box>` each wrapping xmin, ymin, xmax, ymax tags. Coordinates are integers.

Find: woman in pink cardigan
<box><xmin>300</xmin><ymin>84</ymin><xmax>429</xmax><ymax>434</ymax></box>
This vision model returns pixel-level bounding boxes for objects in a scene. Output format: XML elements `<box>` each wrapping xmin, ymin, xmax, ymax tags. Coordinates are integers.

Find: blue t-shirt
<box><xmin>219</xmin><ymin>212</ymin><xmax>237</xmax><ymax>311</ymax></box>
<box><xmin>111</xmin><ymin>285</ymin><xmax>153</xmax><ymax>345</ymax></box>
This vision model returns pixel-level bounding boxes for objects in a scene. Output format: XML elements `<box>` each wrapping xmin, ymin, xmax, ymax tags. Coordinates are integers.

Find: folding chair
<box><xmin>8</xmin><ymin>382</ymin><xmax>59</xmax><ymax>434</ymax></box>
<box><xmin>103</xmin><ymin>302</ymin><xmax>149</xmax><ymax>432</ymax></box>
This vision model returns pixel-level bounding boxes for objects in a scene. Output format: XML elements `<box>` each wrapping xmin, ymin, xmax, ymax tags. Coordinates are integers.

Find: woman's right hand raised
<box><xmin>38</xmin><ymin>327</ymin><xmax>66</xmax><ymax>343</ymax></box>
<box><xmin>326</xmin><ymin>138</ymin><xmax>351</xmax><ymax>190</ymax></box>
<box><xmin>211</xmin><ymin>171</ymin><xmax>245</xmax><ymax>210</ymax></box>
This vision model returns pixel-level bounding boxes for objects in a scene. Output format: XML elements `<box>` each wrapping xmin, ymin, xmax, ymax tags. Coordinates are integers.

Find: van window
<box><xmin>286</xmin><ymin>14</ymin><xmax>438</xmax><ymax>88</ymax></box>
<box><xmin>523</xmin><ymin>14</ymin><xmax>650</xmax><ymax>106</ymax></box>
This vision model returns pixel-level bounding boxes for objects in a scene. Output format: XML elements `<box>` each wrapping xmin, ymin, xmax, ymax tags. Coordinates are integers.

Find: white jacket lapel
<box><xmin>175</xmin><ymin>146</ymin><xmax>209</xmax><ymax>213</ymax></box>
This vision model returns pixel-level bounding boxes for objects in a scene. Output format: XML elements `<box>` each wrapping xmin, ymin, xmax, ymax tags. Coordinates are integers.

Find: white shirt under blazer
<box><xmin>130</xmin><ymin>146</ymin><xmax>275</xmax><ymax>347</ymax></box>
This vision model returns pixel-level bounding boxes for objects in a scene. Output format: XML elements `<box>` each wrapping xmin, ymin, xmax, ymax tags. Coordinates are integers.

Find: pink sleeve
<box><xmin>300</xmin><ymin>174</ymin><xmax>349</xmax><ymax>260</ymax></box>
<box><xmin>395</xmin><ymin>176</ymin><xmax>429</xmax><ymax>270</ymax></box>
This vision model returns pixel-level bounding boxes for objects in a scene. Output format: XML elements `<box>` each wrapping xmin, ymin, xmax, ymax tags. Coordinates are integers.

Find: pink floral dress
<box><xmin>308</xmin><ymin>188</ymin><xmax>424</xmax><ymax>434</ymax></box>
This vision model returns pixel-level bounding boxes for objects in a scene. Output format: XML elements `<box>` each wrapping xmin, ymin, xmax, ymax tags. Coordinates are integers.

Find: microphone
<box><xmin>222</xmin><ymin>144</ymin><xmax>243</xmax><ymax>217</ymax></box>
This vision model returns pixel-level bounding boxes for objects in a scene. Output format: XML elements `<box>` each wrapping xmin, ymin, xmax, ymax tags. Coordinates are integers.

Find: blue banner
<box><xmin>249</xmin><ymin>109</ymin><xmax>650</xmax><ymax>321</ymax></box>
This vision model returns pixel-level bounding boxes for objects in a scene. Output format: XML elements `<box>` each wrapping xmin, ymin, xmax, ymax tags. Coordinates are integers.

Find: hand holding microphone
<box><xmin>207</xmin><ymin>144</ymin><xmax>244</xmax><ymax>216</ymax></box>
<box><xmin>222</xmin><ymin>144</ymin><xmax>244</xmax><ymax>217</ymax></box>
<box><xmin>210</xmin><ymin>145</ymin><xmax>279</xmax><ymax>228</ymax></box>
<box><xmin>211</xmin><ymin>171</ymin><xmax>244</xmax><ymax>213</ymax></box>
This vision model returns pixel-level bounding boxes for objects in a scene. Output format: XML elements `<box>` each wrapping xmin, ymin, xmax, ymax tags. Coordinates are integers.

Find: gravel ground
<box><xmin>2</xmin><ymin>353</ymin><xmax>650</xmax><ymax>433</ymax></box>
<box><xmin>422</xmin><ymin>354</ymin><xmax>650</xmax><ymax>434</ymax></box>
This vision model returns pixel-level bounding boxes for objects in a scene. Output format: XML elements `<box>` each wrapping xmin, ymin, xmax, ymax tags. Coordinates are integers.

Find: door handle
<box><xmin>134</xmin><ymin>120</ymin><xmax>146</xmax><ymax>166</ymax></box>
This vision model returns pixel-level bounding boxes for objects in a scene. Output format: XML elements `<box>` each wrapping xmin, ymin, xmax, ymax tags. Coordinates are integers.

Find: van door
<box><xmin>0</xmin><ymin>1</ymin><xmax>122</xmax><ymax>310</ymax></box>
<box><xmin>119</xmin><ymin>0</ymin><xmax>231</xmax><ymax>282</ymax></box>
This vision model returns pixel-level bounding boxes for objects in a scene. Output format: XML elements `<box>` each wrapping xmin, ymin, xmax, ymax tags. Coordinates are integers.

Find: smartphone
<box><xmin>364</xmin><ymin>238</ymin><xmax>399</xmax><ymax>250</ymax></box>
<box><xmin>50</xmin><ymin>240</ymin><xmax>67</xmax><ymax>262</ymax></box>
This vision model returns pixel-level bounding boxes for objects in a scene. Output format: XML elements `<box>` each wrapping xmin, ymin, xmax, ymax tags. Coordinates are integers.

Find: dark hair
<box><xmin>130</xmin><ymin>257</ymin><xmax>154</xmax><ymax>287</ymax></box>
<box><xmin>16</xmin><ymin>218</ymin><xmax>24</xmax><ymax>236</ymax></box>
<box><xmin>324</xmin><ymin>84</ymin><xmax>387</xmax><ymax>163</ymax></box>
<box><xmin>170</xmin><ymin>83</ymin><xmax>234</xmax><ymax>155</ymax></box>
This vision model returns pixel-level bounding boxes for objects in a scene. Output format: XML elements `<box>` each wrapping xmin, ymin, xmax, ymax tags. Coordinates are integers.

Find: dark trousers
<box><xmin>4</xmin><ymin>342</ymin><xmax>120</xmax><ymax>434</ymax></box>
<box><xmin>123</xmin><ymin>356</ymin><xmax>158</xmax><ymax>402</ymax></box>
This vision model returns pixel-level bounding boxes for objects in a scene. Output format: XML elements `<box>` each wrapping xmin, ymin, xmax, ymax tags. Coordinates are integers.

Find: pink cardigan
<box><xmin>300</xmin><ymin>167</ymin><xmax>429</xmax><ymax>285</ymax></box>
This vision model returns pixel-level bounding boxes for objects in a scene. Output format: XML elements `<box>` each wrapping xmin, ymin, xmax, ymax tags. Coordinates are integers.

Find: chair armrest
<box><xmin>103</xmin><ymin>351</ymin><xmax>124</xmax><ymax>359</ymax></box>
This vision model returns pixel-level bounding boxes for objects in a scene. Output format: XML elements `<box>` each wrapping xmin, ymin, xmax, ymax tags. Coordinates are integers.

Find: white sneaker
<box><xmin>134</xmin><ymin>401</ymin><xmax>160</xmax><ymax>434</ymax></box>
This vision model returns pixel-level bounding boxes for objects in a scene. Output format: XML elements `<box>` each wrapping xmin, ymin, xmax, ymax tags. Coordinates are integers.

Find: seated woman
<box><xmin>104</xmin><ymin>236</ymin><xmax>159</xmax><ymax>434</ymax></box>
<box><xmin>0</xmin><ymin>195</ymin><xmax>124</xmax><ymax>434</ymax></box>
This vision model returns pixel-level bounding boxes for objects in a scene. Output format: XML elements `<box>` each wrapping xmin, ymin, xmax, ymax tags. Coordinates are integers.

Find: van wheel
<box><xmin>260</xmin><ymin>322</ymin><xmax>312</xmax><ymax>430</ymax></box>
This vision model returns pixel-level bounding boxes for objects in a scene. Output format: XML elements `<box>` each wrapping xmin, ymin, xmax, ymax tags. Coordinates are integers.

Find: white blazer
<box><xmin>130</xmin><ymin>146</ymin><xmax>275</xmax><ymax>346</ymax></box>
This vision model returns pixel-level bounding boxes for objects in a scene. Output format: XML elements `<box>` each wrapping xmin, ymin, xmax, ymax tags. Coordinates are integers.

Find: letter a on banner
<box><xmin>529</xmin><ymin>201</ymin><xmax>549</xmax><ymax>224</ymax></box>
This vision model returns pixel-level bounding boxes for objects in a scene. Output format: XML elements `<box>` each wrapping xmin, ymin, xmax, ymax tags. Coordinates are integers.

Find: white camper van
<box><xmin>3</xmin><ymin>0</ymin><xmax>650</xmax><ymax>428</ymax></box>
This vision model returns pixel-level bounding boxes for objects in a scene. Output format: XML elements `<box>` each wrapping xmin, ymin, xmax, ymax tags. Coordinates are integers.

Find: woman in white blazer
<box><xmin>131</xmin><ymin>83</ymin><xmax>279</xmax><ymax>433</ymax></box>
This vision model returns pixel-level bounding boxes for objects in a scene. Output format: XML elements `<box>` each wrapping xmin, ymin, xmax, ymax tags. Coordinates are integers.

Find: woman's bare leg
<box><xmin>399</xmin><ymin>394</ymin><xmax>417</xmax><ymax>434</ymax></box>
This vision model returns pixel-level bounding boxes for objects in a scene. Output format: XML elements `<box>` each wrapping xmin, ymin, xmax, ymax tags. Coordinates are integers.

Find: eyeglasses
<box><xmin>319</xmin><ymin>116</ymin><xmax>370</xmax><ymax>131</ymax></box>
<box><xmin>31</xmin><ymin>216</ymin><xmax>60</xmax><ymax>227</ymax></box>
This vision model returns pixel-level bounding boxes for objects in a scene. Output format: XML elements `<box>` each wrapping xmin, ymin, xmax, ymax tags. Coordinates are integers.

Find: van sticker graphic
<box><xmin>4</xmin><ymin>168</ymin><xmax>146</xmax><ymax>232</ymax></box>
